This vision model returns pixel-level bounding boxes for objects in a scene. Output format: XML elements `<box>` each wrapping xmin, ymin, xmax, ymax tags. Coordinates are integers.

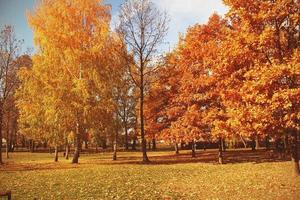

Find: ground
<box><xmin>0</xmin><ymin>150</ymin><xmax>299</xmax><ymax>200</ymax></box>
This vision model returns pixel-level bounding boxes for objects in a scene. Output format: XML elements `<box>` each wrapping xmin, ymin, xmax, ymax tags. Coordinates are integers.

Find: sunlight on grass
<box><xmin>0</xmin><ymin>152</ymin><xmax>299</xmax><ymax>200</ymax></box>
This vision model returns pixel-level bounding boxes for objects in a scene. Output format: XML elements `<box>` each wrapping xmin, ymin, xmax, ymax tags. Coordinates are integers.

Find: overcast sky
<box><xmin>0</xmin><ymin>0</ymin><xmax>228</xmax><ymax>53</ymax></box>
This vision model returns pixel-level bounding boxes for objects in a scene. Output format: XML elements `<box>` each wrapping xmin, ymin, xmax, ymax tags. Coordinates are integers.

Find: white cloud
<box><xmin>153</xmin><ymin>0</ymin><xmax>228</xmax><ymax>50</ymax></box>
<box><xmin>154</xmin><ymin>0</ymin><xmax>227</xmax><ymax>17</ymax></box>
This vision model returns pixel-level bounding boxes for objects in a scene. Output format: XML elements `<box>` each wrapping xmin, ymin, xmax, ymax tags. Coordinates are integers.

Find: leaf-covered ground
<box><xmin>0</xmin><ymin>150</ymin><xmax>299</xmax><ymax>200</ymax></box>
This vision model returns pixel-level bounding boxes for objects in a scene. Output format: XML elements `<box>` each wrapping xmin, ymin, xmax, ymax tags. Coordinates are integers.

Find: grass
<box><xmin>0</xmin><ymin>150</ymin><xmax>299</xmax><ymax>200</ymax></box>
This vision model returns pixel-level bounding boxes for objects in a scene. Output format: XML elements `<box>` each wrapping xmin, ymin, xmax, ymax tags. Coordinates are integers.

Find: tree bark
<box><xmin>54</xmin><ymin>146</ymin><xmax>58</xmax><ymax>162</ymax></box>
<box><xmin>180</xmin><ymin>142</ymin><xmax>184</xmax><ymax>150</ymax></box>
<box><xmin>284</xmin><ymin>133</ymin><xmax>289</xmax><ymax>154</ymax></box>
<box><xmin>65</xmin><ymin>144</ymin><xmax>69</xmax><ymax>160</ymax></box>
<box><xmin>218</xmin><ymin>137</ymin><xmax>223</xmax><ymax>164</ymax></box>
<box><xmin>124</xmin><ymin>125</ymin><xmax>129</xmax><ymax>150</ymax></box>
<box><xmin>191</xmin><ymin>140</ymin><xmax>196</xmax><ymax>158</ymax></box>
<box><xmin>72</xmin><ymin>123</ymin><xmax>81</xmax><ymax>164</ymax></box>
<box><xmin>291</xmin><ymin>131</ymin><xmax>299</xmax><ymax>176</ymax></box>
<box><xmin>29</xmin><ymin>140</ymin><xmax>35</xmax><ymax>153</ymax></box>
<box><xmin>21</xmin><ymin>136</ymin><xmax>26</xmax><ymax>148</ymax></box>
<box><xmin>251</xmin><ymin>136</ymin><xmax>256</xmax><ymax>151</ymax></box>
<box><xmin>152</xmin><ymin>138</ymin><xmax>156</xmax><ymax>150</ymax></box>
<box><xmin>113</xmin><ymin>142</ymin><xmax>117</xmax><ymax>161</ymax></box>
<box><xmin>84</xmin><ymin>140</ymin><xmax>88</xmax><ymax>149</ymax></box>
<box><xmin>5</xmin><ymin>111</ymin><xmax>10</xmax><ymax>159</ymax></box>
<box><xmin>240</xmin><ymin>135</ymin><xmax>247</xmax><ymax>148</ymax></box>
<box><xmin>140</xmin><ymin>66</ymin><xmax>149</xmax><ymax>163</ymax></box>
<box><xmin>101</xmin><ymin>139</ymin><xmax>107</xmax><ymax>149</ymax></box>
<box><xmin>222</xmin><ymin>138</ymin><xmax>226</xmax><ymax>152</ymax></box>
<box><xmin>113</xmin><ymin>130</ymin><xmax>118</xmax><ymax>161</ymax></box>
<box><xmin>174</xmin><ymin>142</ymin><xmax>179</xmax><ymax>154</ymax></box>
<box><xmin>132</xmin><ymin>138</ymin><xmax>136</xmax><ymax>150</ymax></box>
<box><xmin>255</xmin><ymin>135</ymin><xmax>260</xmax><ymax>149</ymax></box>
<box><xmin>0</xmin><ymin>104</ymin><xmax>3</xmax><ymax>164</ymax></box>
<box><xmin>6</xmin><ymin>144</ymin><xmax>9</xmax><ymax>159</ymax></box>
<box><xmin>11</xmin><ymin>120</ymin><xmax>17</xmax><ymax>152</ymax></box>
<box><xmin>5</xmin><ymin>128</ymin><xmax>9</xmax><ymax>159</ymax></box>
<box><xmin>265</xmin><ymin>135</ymin><xmax>270</xmax><ymax>150</ymax></box>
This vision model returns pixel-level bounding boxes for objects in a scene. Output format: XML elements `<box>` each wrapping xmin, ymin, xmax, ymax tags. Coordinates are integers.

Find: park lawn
<box><xmin>0</xmin><ymin>151</ymin><xmax>299</xmax><ymax>200</ymax></box>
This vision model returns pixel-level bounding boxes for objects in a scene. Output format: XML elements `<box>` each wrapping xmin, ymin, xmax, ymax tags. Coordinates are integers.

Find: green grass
<box><xmin>0</xmin><ymin>151</ymin><xmax>299</xmax><ymax>200</ymax></box>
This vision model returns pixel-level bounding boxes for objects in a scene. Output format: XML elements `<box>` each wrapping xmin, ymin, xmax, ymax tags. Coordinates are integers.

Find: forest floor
<box><xmin>0</xmin><ymin>149</ymin><xmax>299</xmax><ymax>200</ymax></box>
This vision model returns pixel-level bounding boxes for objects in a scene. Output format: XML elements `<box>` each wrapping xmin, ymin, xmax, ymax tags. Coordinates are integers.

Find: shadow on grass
<box><xmin>84</xmin><ymin>149</ymin><xmax>291</xmax><ymax>166</ymax></box>
<box><xmin>0</xmin><ymin>149</ymin><xmax>292</xmax><ymax>171</ymax></box>
<box><xmin>0</xmin><ymin>162</ymin><xmax>80</xmax><ymax>172</ymax></box>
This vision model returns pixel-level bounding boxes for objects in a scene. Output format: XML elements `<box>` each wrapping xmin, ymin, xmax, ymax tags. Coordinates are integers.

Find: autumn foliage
<box><xmin>16</xmin><ymin>0</ymin><xmax>129</xmax><ymax>163</ymax></box>
<box><xmin>0</xmin><ymin>0</ymin><xmax>296</xmax><ymax>176</ymax></box>
<box><xmin>145</xmin><ymin>1</ymin><xmax>300</xmax><ymax>172</ymax></box>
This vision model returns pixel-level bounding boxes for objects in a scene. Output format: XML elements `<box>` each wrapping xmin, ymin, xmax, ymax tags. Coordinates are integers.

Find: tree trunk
<box><xmin>218</xmin><ymin>137</ymin><xmax>223</xmax><ymax>164</ymax></box>
<box><xmin>221</xmin><ymin>138</ymin><xmax>226</xmax><ymax>152</ymax></box>
<box><xmin>174</xmin><ymin>143</ymin><xmax>179</xmax><ymax>154</ymax></box>
<box><xmin>0</xmin><ymin>104</ymin><xmax>3</xmax><ymax>164</ymax></box>
<box><xmin>240</xmin><ymin>135</ymin><xmax>247</xmax><ymax>148</ymax></box>
<box><xmin>113</xmin><ymin>131</ymin><xmax>118</xmax><ymax>161</ymax></box>
<box><xmin>132</xmin><ymin>138</ymin><xmax>136</xmax><ymax>150</ymax></box>
<box><xmin>291</xmin><ymin>131</ymin><xmax>300</xmax><ymax>176</ymax></box>
<box><xmin>6</xmin><ymin>144</ymin><xmax>9</xmax><ymax>159</ymax></box>
<box><xmin>65</xmin><ymin>144</ymin><xmax>69</xmax><ymax>160</ymax></box>
<box><xmin>255</xmin><ymin>135</ymin><xmax>260</xmax><ymax>149</ymax></box>
<box><xmin>113</xmin><ymin>142</ymin><xmax>117</xmax><ymax>161</ymax></box>
<box><xmin>10</xmin><ymin>140</ymin><xmax>14</xmax><ymax>152</ymax></box>
<box><xmin>54</xmin><ymin>146</ymin><xmax>58</xmax><ymax>162</ymax></box>
<box><xmin>30</xmin><ymin>140</ymin><xmax>35</xmax><ymax>153</ymax></box>
<box><xmin>265</xmin><ymin>135</ymin><xmax>270</xmax><ymax>150</ymax></box>
<box><xmin>5</xmin><ymin>128</ymin><xmax>9</xmax><ymax>159</ymax></box>
<box><xmin>72</xmin><ymin>124</ymin><xmax>81</xmax><ymax>164</ymax></box>
<box><xmin>140</xmin><ymin>68</ymin><xmax>149</xmax><ymax>163</ymax></box>
<box><xmin>11</xmin><ymin>120</ymin><xmax>16</xmax><ymax>152</ymax></box>
<box><xmin>191</xmin><ymin>140</ymin><xmax>196</xmax><ymax>158</ymax></box>
<box><xmin>284</xmin><ymin>134</ymin><xmax>289</xmax><ymax>154</ymax></box>
<box><xmin>180</xmin><ymin>142</ymin><xmax>184</xmax><ymax>150</ymax></box>
<box><xmin>152</xmin><ymin>138</ymin><xmax>156</xmax><ymax>150</ymax></box>
<box><xmin>84</xmin><ymin>140</ymin><xmax>88</xmax><ymax>149</ymax></box>
<box><xmin>101</xmin><ymin>139</ymin><xmax>107</xmax><ymax>149</ymax></box>
<box><xmin>251</xmin><ymin>137</ymin><xmax>256</xmax><ymax>151</ymax></box>
<box><xmin>124</xmin><ymin>125</ymin><xmax>129</xmax><ymax>150</ymax></box>
<box><xmin>5</xmin><ymin>113</ymin><xmax>10</xmax><ymax>159</ymax></box>
<box><xmin>21</xmin><ymin>136</ymin><xmax>25</xmax><ymax>148</ymax></box>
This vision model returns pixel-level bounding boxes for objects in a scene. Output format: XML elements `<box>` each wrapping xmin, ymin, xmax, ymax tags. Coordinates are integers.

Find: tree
<box><xmin>145</xmin><ymin>64</ymin><xmax>173</xmax><ymax>150</ymax></box>
<box><xmin>148</xmin><ymin>15</ymin><xmax>229</xmax><ymax>158</ymax></box>
<box><xmin>117</xmin><ymin>0</ymin><xmax>169</xmax><ymax>162</ymax></box>
<box><xmin>92</xmin><ymin>35</ymin><xmax>132</xmax><ymax>160</ymax></box>
<box><xmin>18</xmin><ymin>0</ymin><xmax>112</xmax><ymax>163</ymax></box>
<box><xmin>239</xmin><ymin>53</ymin><xmax>300</xmax><ymax>174</ymax></box>
<box><xmin>115</xmin><ymin>74</ymin><xmax>137</xmax><ymax>151</ymax></box>
<box><xmin>0</xmin><ymin>26</ymin><xmax>23</xmax><ymax>164</ymax></box>
<box><xmin>223</xmin><ymin>0</ymin><xmax>300</xmax><ymax>175</ymax></box>
<box><xmin>2</xmin><ymin>55</ymin><xmax>31</xmax><ymax>159</ymax></box>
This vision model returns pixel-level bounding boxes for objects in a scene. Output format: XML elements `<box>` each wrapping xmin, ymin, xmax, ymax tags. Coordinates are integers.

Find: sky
<box><xmin>0</xmin><ymin>0</ymin><xmax>228</xmax><ymax>53</ymax></box>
